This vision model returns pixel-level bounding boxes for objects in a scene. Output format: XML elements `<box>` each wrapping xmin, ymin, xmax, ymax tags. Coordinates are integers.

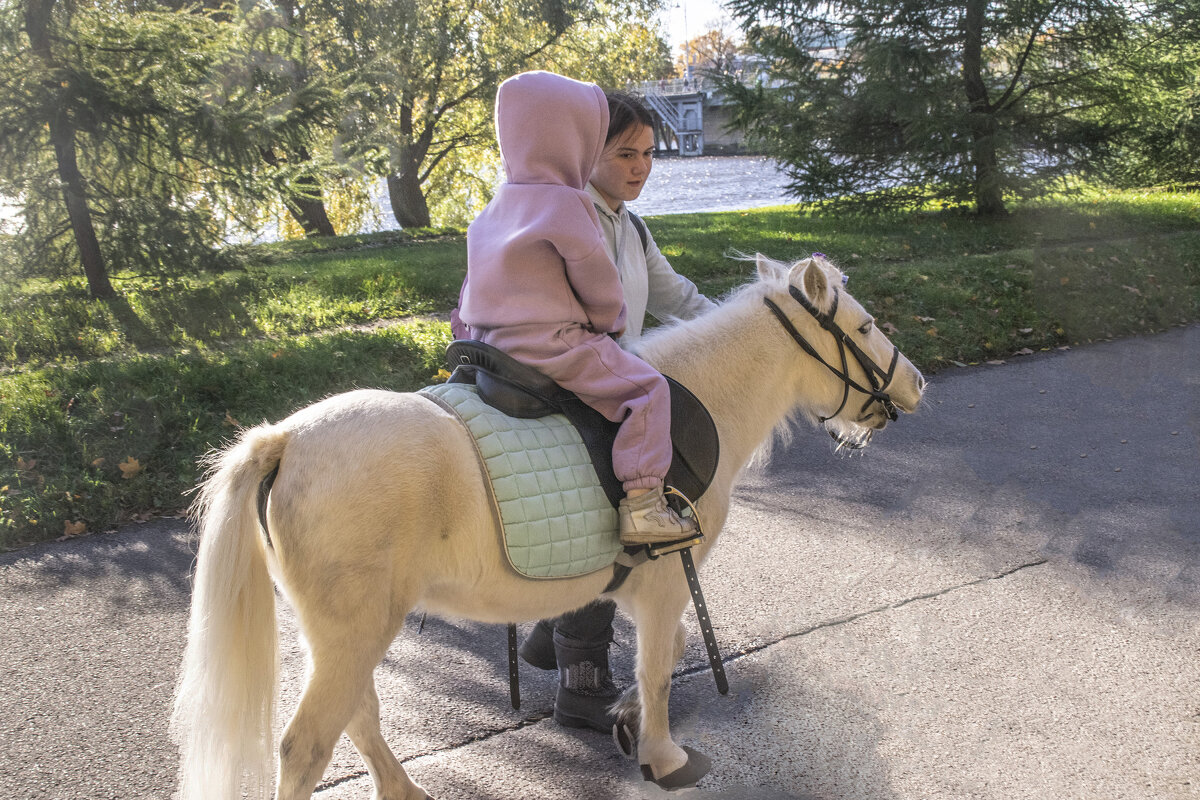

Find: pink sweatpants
<box><xmin>479</xmin><ymin>322</ymin><xmax>671</xmax><ymax>492</ymax></box>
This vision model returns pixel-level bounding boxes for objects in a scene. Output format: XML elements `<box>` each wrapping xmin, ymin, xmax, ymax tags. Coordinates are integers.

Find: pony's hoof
<box><xmin>639</xmin><ymin>746</ymin><xmax>712</xmax><ymax>790</ymax></box>
<box><xmin>613</xmin><ymin>721</ymin><xmax>637</xmax><ymax>760</ymax></box>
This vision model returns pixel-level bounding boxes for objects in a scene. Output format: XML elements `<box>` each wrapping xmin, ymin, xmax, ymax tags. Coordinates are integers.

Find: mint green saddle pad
<box><xmin>420</xmin><ymin>383</ymin><xmax>621</xmax><ymax>579</ymax></box>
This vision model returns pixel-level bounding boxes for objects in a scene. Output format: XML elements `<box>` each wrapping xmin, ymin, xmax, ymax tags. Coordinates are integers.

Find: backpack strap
<box><xmin>628</xmin><ymin>211</ymin><xmax>650</xmax><ymax>254</ymax></box>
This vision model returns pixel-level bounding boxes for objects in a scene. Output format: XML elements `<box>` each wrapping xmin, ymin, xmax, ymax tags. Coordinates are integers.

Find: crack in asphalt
<box><xmin>677</xmin><ymin>557</ymin><xmax>1051</xmax><ymax>681</ymax></box>
<box><xmin>315</xmin><ymin>710</ymin><xmax>555</xmax><ymax>792</ymax></box>
<box><xmin>315</xmin><ymin>557</ymin><xmax>1049</xmax><ymax>793</ymax></box>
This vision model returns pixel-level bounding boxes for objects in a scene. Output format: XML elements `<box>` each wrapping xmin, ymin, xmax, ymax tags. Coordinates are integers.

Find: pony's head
<box><xmin>757</xmin><ymin>253</ymin><xmax>926</xmax><ymax>451</ymax></box>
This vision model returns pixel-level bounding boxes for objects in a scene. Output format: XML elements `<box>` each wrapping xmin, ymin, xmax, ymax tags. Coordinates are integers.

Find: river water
<box><xmin>624</xmin><ymin>154</ymin><xmax>796</xmax><ymax>217</ymax></box>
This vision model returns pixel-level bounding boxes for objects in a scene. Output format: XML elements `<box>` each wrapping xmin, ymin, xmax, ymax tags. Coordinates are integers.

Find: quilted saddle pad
<box><xmin>420</xmin><ymin>382</ymin><xmax>621</xmax><ymax>579</ymax></box>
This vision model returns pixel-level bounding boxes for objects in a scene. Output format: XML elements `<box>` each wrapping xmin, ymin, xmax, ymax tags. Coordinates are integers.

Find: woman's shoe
<box><xmin>552</xmin><ymin>630</ymin><xmax>619</xmax><ymax>733</ymax></box>
<box><xmin>518</xmin><ymin>619</ymin><xmax>557</xmax><ymax>670</ymax></box>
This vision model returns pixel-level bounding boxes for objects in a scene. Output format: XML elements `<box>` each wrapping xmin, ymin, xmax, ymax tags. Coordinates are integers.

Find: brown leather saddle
<box><xmin>445</xmin><ymin>340</ymin><xmax>719</xmax><ymax>506</ymax></box>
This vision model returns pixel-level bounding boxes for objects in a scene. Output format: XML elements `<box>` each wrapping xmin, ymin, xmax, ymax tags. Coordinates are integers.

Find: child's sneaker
<box><xmin>618</xmin><ymin>487</ymin><xmax>698</xmax><ymax>545</ymax></box>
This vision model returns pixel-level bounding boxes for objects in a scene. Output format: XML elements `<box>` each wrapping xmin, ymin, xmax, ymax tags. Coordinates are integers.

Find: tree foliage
<box><xmin>678</xmin><ymin>28</ymin><xmax>744</xmax><ymax>77</ymax></box>
<box><xmin>0</xmin><ymin>0</ymin><xmax>342</xmax><ymax>292</ymax></box>
<box><xmin>0</xmin><ymin>0</ymin><xmax>675</xmax><ymax>287</ymax></box>
<box><xmin>723</xmin><ymin>0</ymin><xmax>1199</xmax><ymax>215</ymax></box>
<box><xmin>320</xmin><ymin>0</ymin><xmax>670</xmax><ymax>230</ymax></box>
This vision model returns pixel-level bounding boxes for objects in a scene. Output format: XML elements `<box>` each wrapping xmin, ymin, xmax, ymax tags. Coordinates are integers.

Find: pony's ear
<box><xmin>791</xmin><ymin>258</ymin><xmax>834</xmax><ymax>314</ymax></box>
<box><xmin>756</xmin><ymin>253</ymin><xmax>785</xmax><ymax>280</ymax></box>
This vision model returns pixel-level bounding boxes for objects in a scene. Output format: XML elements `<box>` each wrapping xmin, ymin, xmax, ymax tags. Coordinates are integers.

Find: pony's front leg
<box><xmin>627</xmin><ymin>559</ymin><xmax>712</xmax><ymax>788</ymax></box>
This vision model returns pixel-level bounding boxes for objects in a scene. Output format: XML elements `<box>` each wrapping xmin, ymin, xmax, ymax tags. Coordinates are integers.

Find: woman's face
<box><xmin>591</xmin><ymin>123</ymin><xmax>655</xmax><ymax>212</ymax></box>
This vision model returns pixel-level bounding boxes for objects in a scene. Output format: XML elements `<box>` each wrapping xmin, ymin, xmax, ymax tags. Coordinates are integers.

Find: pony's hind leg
<box><xmin>345</xmin><ymin>680</ymin><xmax>427</xmax><ymax>800</ymax></box>
<box><xmin>275</xmin><ymin>595</ymin><xmax>412</xmax><ymax>800</ymax></box>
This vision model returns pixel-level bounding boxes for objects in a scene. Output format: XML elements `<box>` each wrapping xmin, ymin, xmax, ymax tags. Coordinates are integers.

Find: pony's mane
<box><xmin>633</xmin><ymin>255</ymin><xmax>822</xmax><ymax>470</ymax></box>
<box><xmin>634</xmin><ymin>257</ymin><xmax>788</xmax><ymax>352</ymax></box>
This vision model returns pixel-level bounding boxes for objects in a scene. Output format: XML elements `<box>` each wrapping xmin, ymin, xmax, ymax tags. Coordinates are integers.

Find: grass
<box><xmin>2</xmin><ymin>186</ymin><xmax>1198</xmax><ymax>549</ymax></box>
<box><xmin>0</xmin><ymin>228</ymin><xmax>466</xmax><ymax>369</ymax></box>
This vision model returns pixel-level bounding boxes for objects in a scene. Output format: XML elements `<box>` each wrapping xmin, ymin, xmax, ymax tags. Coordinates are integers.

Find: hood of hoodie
<box><xmin>495</xmin><ymin>71</ymin><xmax>608</xmax><ymax>190</ymax></box>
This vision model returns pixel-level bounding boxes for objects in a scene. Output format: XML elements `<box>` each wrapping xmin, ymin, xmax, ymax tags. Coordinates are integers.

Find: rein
<box><xmin>763</xmin><ymin>284</ymin><xmax>900</xmax><ymax>423</ymax></box>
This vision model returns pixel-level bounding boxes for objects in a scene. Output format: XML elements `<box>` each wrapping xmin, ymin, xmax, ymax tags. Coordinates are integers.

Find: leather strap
<box><xmin>507</xmin><ymin>623</ymin><xmax>521</xmax><ymax>710</ymax></box>
<box><xmin>681</xmin><ymin>547</ymin><xmax>729</xmax><ymax>695</ymax></box>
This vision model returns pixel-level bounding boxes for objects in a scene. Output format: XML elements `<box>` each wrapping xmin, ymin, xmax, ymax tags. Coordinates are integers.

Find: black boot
<box><xmin>518</xmin><ymin>619</ymin><xmax>557</xmax><ymax>670</ymax></box>
<box><xmin>552</xmin><ymin>630</ymin><xmax>619</xmax><ymax>733</ymax></box>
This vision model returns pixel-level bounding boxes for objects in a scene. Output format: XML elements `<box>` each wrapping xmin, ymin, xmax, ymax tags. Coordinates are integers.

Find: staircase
<box><xmin>642</xmin><ymin>90</ymin><xmax>704</xmax><ymax>156</ymax></box>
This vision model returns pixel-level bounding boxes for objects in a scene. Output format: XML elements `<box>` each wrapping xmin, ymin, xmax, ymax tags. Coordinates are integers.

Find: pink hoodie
<box><xmin>459</xmin><ymin>71</ymin><xmax>628</xmax><ymax>335</ymax></box>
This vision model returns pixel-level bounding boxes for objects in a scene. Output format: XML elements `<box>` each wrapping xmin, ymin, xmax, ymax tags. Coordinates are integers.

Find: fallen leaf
<box><xmin>118</xmin><ymin>456</ymin><xmax>143</xmax><ymax>479</ymax></box>
<box><xmin>916</xmin><ymin>315</ymin><xmax>936</xmax><ymax>322</ymax></box>
<box><xmin>223</xmin><ymin>411</ymin><xmax>241</xmax><ymax>428</ymax></box>
<box><xmin>986</xmin><ymin>360</ymin><xmax>1007</xmax><ymax>366</ymax></box>
<box><xmin>90</xmin><ymin>457</ymin><xmax>106</xmax><ymax>467</ymax></box>
<box><xmin>1121</xmin><ymin>285</ymin><xmax>1142</xmax><ymax>296</ymax></box>
<box><xmin>880</xmin><ymin>321</ymin><xmax>898</xmax><ymax>335</ymax></box>
<box><xmin>1015</xmin><ymin>348</ymin><xmax>1035</xmax><ymax>356</ymax></box>
<box><xmin>62</xmin><ymin>520</ymin><xmax>87</xmax><ymax>537</ymax></box>
<box><xmin>925</xmin><ymin>327</ymin><xmax>939</xmax><ymax>337</ymax></box>
<box><xmin>16</xmin><ymin>457</ymin><xmax>37</xmax><ymax>473</ymax></box>
<box><xmin>1060</xmin><ymin>277</ymin><xmax>1070</xmax><ymax>285</ymax></box>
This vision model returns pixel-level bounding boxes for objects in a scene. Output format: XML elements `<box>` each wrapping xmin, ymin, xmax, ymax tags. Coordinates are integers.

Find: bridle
<box><xmin>764</xmin><ymin>281</ymin><xmax>900</xmax><ymax>424</ymax></box>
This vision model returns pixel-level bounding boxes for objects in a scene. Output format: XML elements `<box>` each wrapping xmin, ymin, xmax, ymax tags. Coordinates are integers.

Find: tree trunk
<box><xmin>49</xmin><ymin>115</ymin><xmax>114</xmax><ymax>298</ymax></box>
<box><xmin>261</xmin><ymin>147</ymin><xmax>337</xmax><ymax>237</ymax></box>
<box><xmin>288</xmin><ymin>191</ymin><xmax>337</xmax><ymax>237</ymax></box>
<box><xmin>387</xmin><ymin>169</ymin><xmax>431</xmax><ymax>229</ymax></box>
<box><xmin>962</xmin><ymin>0</ymin><xmax>1007</xmax><ymax>217</ymax></box>
<box><xmin>389</xmin><ymin>99</ymin><xmax>432</xmax><ymax>229</ymax></box>
<box><xmin>27</xmin><ymin>0</ymin><xmax>114</xmax><ymax>298</ymax></box>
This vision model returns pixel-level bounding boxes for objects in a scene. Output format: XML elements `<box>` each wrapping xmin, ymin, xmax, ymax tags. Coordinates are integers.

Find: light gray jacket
<box><xmin>587</xmin><ymin>183</ymin><xmax>715</xmax><ymax>343</ymax></box>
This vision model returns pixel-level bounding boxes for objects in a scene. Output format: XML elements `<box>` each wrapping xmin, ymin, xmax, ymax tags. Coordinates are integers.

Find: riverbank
<box><xmin>2</xmin><ymin>188</ymin><xmax>1198</xmax><ymax>548</ymax></box>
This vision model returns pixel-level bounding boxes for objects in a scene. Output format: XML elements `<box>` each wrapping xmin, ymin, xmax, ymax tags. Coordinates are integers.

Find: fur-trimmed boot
<box><xmin>552</xmin><ymin>630</ymin><xmax>619</xmax><ymax>733</ymax></box>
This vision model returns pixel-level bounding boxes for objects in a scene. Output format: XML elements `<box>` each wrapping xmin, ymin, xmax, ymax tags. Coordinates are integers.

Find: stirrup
<box><xmin>642</xmin><ymin>486</ymin><xmax>704</xmax><ymax>558</ymax></box>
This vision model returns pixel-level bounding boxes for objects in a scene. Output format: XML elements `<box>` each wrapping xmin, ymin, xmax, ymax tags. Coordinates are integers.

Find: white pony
<box><xmin>171</xmin><ymin>254</ymin><xmax>925</xmax><ymax>800</ymax></box>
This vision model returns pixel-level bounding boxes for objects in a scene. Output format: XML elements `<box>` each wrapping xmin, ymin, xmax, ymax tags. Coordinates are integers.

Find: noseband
<box><xmin>764</xmin><ymin>283</ymin><xmax>900</xmax><ymax>423</ymax></box>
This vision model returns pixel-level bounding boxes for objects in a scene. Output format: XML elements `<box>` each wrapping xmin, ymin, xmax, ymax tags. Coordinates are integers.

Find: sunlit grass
<box><xmin>0</xmin><ymin>321</ymin><xmax>453</xmax><ymax>550</ymax></box>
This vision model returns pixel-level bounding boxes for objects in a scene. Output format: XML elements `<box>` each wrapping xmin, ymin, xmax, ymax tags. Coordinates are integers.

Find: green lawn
<box><xmin>2</xmin><ymin>187</ymin><xmax>1198</xmax><ymax>549</ymax></box>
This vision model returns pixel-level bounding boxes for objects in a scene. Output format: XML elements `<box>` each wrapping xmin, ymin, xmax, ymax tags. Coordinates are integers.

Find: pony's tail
<box><xmin>170</xmin><ymin>423</ymin><xmax>290</xmax><ymax>800</ymax></box>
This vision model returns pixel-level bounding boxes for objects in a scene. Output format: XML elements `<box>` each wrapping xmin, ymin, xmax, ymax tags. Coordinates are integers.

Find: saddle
<box><xmin>440</xmin><ymin>340</ymin><xmax>731</xmax><ymax>708</ymax></box>
<box><xmin>443</xmin><ymin>340</ymin><xmax>719</xmax><ymax>507</ymax></box>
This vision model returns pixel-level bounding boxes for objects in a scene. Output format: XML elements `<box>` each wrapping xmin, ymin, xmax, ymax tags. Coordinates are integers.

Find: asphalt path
<box><xmin>1</xmin><ymin>325</ymin><xmax>1197</xmax><ymax>800</ymax></box>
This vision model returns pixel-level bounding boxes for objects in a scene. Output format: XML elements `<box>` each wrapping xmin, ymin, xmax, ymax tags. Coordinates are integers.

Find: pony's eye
<box><xmin>858</xmin><ymin>320</ymin><xmax>874</xmax><ymax>336</ymax></box>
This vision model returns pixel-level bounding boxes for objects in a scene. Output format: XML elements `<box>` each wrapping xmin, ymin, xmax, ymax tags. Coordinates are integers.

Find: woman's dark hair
<box><xmin>604</xmin><ymin>90</ymin><xmax>655</xmax><ymax>144</ymax></box>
